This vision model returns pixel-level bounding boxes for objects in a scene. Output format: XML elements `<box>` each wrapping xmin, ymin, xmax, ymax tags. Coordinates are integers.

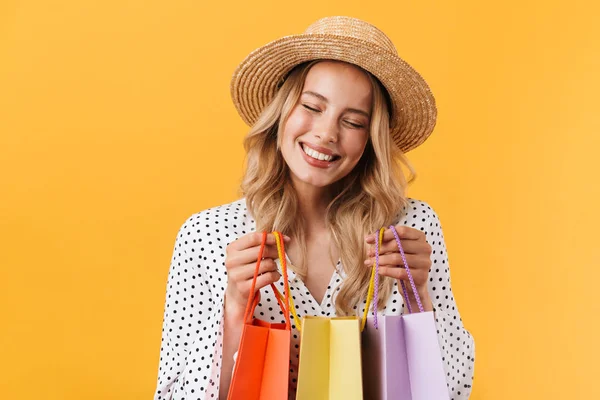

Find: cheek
<box><xmin>283</xmin><ymin>108</ymin><xmax>312</xmax><ymax>141</ymax></box>
<box><xmin>343</xmin><ymin>132</ymin><xmax>369</xmax><ymax>158</ymax></box>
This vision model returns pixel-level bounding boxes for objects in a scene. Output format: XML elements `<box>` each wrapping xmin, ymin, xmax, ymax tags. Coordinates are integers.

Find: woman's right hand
<box><xmin>224</xmin><ymin>232</ymin><xmax>290</xmax><ymax>318</ymax></box>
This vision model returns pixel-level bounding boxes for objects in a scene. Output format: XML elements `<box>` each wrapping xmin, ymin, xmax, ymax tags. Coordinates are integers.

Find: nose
<box><xmin>314</xmin><ymin>115</ymin><xmax>339</xmax><ymax>143</ymax></box>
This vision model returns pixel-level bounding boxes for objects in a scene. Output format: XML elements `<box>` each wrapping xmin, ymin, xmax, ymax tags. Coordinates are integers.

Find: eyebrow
<box><xmin>302</xmin><ymin>91</ymin><xmax>371</xmax><ymax>118</ymax></box>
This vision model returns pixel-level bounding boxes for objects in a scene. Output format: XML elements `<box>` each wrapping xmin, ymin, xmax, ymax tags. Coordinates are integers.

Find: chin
<box><xmin>294</xmin><ymin>172</ymin><xmax>343</xmax><ymax>189</ymax></box>
<box><xmin>296</xmin><ymin>177</ymin><xmax>331</xmax><ymax>188</ymax></box>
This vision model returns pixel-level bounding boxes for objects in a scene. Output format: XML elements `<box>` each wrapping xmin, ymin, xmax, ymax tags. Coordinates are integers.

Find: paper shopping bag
<box><xmin>228</xmin><ymin>231</ymin><xmax>292</xmax><ymax>400</ymax></box>
<box><xmin>294</xmin><ymin>245</ymin><xmax>379</xmax><ymax>400</ymax></box>
<box><xmin>295</xmin><ymin>316</ymin><xmax>364</xmax><ymax>400</ymax></box>
<box><xmin>361</xmin><ymin>226</ymin><xmax>449</xmax><ymax>400</ymax></box>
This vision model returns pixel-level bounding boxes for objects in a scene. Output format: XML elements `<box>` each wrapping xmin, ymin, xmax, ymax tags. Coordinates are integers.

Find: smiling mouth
<box><xmin>299</xmin><ymin>143</ymin><xmax>341</xmax><ymax>162</ymax></box>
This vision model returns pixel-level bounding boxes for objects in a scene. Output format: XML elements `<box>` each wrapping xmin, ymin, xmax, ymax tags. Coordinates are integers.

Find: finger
<box><xmin>365</xmin><ymin>226</ymin><xmax>425</xmax><ymax>244</ymax></box>
<box><xmin>377</xmin><ymin>266</ymin><xmax>426</xmax><ymax>284</ymax></box>
<box><xmin>367</xmin><ymin>239</ymin><xmax>431</xmax><ymax>257</ymax></box>
<box><xmin>226</xmin><ymin>243</ymin><xmax>281</xmax><ymax>267</ymax></box>
<box><xmin>240</xmin><ymin>271</ymin><xmax>282</xmax><ymax>294</ymax></box>
<box><xmin>229</xmin><ymin>258</ymin><xmax>279</xmax><ymax>281</ymax></box>
<box><xmin>228</xmin><ymin>232</ymin><xmax>290</xmax><ymax>252</ymax></box>
<box><xmin>390</xmin><ymin>225</ymin><xmax>426</xmax><ymax>241</ymax></box>
<box><xmin>255</xmin><ymin>271</ymin><xmax>282</xmax><ymax>290</ymax></box>
<box><xmin>364</xmin><ymin>253</ymin><xmax>428</xmax><ymax>270</ymax></box>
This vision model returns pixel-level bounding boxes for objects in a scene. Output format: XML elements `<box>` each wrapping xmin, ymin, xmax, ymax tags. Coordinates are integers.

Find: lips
<box><xmin>300</xmin><ymin>142</ymin><xmax>341</xmax><ymax>160</ymax></box>
<box><xmin>298</xmin><ymin>142</ymin><xmax>341</xmax><ymax>168</ymax></box>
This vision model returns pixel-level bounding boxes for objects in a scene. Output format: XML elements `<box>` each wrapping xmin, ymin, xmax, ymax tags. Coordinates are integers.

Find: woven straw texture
<box><xmin>230</xmin><ymin>16</ymin><xmax>437</xmax><ymax>153</ymax></box>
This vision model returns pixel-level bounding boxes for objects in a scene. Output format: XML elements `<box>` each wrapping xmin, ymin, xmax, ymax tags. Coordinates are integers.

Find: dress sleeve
<box><xmin>416</xmin><ymin>203</ymin><xmax>476</xmax><ymax>400</ymax></box>
<box><xmin>154</xmin><ymin>216</ymin><xmax>226</xmax><ymax>400</ymax></box>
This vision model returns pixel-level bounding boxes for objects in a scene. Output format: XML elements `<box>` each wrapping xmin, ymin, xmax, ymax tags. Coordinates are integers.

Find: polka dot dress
<box><xmin>153</xmin><ymin>198</ymin><xmax>475</xmax><ymax>400</ymax></box>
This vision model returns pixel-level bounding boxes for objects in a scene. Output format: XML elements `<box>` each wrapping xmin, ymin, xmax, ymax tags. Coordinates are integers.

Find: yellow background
<box><xmin>1</xmin><ymin>0</ymin><xmax>598</xmax><ymax>398</ymax></box>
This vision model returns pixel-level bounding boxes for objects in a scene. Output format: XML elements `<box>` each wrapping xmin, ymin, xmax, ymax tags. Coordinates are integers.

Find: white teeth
<box><xmin>302</xmin><ymin>144</ymin><xmax>333</xmax><ymax>162</ymax></box>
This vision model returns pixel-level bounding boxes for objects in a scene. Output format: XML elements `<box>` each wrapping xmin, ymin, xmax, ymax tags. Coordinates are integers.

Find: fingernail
<box><xmin>364</xmin><ymin>259</ymin><xmax>371</xmax><ymax>265</ymax></box>
<box><xmin>284</xmin><ymin>235</ymin><xmax>291</xmax><ymax>241</ymax></box>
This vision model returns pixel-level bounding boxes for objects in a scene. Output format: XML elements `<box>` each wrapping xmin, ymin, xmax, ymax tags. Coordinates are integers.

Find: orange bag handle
<box><xmin>242</xmin><ymin>231</ymin><xmax>292</xmax><ymax>330</ymax></box>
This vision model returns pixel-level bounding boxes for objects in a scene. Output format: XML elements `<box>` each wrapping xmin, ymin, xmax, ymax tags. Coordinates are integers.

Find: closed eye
<box><xmin>302</xmin><ymin>104</ymin><xmax>320</xmax><ymax>112</ymax></box>
<box><xmin>345</xmin><ymin>120</ymin><xmax>365</xmax><ymax>129</ymax></box>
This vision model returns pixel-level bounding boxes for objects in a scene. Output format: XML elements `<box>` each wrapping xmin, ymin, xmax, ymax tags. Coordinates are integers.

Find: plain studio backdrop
<box><xmin>1</xmin><ymin>1</ymin><xmax>598</xmax><ymax>399</ymax></box>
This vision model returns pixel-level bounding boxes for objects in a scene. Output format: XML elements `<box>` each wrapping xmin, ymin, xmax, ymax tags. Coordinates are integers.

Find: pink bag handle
<box><xmin>389</xmin><ymin>225</ymin><xmax>425</xmax><ymax>314</ymax></box>
<box><xmin>372</xmin><ymin>225</ymin><xmax>425</xmax><ymax>327</ymax></box>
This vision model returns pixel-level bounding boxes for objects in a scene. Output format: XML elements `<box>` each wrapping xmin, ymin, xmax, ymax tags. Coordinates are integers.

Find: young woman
<box><xmin>154</xmin><ymin>16</ymin><xmax>475</xmax><ymax>400</ymax></box>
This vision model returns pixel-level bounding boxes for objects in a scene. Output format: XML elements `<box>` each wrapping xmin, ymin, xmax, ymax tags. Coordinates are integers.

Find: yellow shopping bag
<box><xmin>295</xmin><ymin>316</ymin><xmax>364</xmax><ymax>400</ymax></box>
<box><xmin>294</xmin><ymin>231</ymin><xmax>380</xmax><ymax>400</ymax></box>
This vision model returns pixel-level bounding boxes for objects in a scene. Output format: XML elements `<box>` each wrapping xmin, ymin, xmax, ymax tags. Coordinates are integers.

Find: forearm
<box><xmin>433</xmin><ymin>307</ymin><xmax>475</xmax><ymax>399</ymax></box>
<box><xmin>219</xmin><ymin>296</ymin><xmax>244</xmax><ymax>400</ymax></box>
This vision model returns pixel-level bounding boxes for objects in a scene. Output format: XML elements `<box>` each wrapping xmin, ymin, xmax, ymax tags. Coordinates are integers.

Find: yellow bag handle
<box><xmin>273</xmin><ymin>232</ymin><xmax>303</xmax><ymax>331</ymax></box>
<box><xmin>273</xmin><ymin>228</ymin><xmax>384</xmax><ymax>333</ymax></box>
<box><xmin>360</xmin><ymin>227</ymin><xmax>385</xmax><ymax>331</ymax></box>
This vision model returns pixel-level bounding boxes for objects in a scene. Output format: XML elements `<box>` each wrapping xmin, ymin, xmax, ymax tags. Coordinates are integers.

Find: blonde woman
<box><xmin>154</xmin><ymin>16</ymin><xmax>475</xmax><ymax>400</ymax></box>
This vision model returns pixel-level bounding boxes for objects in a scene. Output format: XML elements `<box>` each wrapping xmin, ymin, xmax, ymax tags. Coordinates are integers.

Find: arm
<box><xmin>218</xmin><ymin>231</ymin><xmax>285</xmax><ymax>398</ymax></box>
<box><xmin>218</xmin><ymin>298</ymin><xmax>244</xmax><ymax>399</ymax></box>
<box><xmin>420</xmin><ymin>205</ymin><xmax>476</xmax><ymax>400</ymax></box>
<box><xmin>153</xmin><ymin>216</ymin><xmax>226</xmax><ymax>400</ymax></box>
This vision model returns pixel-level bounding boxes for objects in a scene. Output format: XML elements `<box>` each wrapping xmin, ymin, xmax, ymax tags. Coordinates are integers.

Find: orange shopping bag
<box><xmin>227</xmin><ymin>231</ymin><xmax>292</xmax><ymax>400</ymax></box>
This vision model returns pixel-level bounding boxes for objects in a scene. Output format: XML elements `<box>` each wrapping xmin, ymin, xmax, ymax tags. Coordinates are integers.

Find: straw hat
<box><xmin>230</xmin><ymin>16</ymin><xmax>438</xmax><ymax>153</ymax></box>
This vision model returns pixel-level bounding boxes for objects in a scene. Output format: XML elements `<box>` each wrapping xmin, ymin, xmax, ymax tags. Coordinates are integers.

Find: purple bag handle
<box><xmin>373</xmin><ymin>225</ymin><xmax>425</xmax><ymax>327</ymax></box>
<box><xmin>390</xmin><ymin>225</ymin><xmax>425</xmax><ymax>314</ymax></box>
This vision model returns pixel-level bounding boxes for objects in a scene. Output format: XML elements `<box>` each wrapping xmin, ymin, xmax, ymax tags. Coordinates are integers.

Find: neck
<box><xmin>292</xmin><ymin>179</ymin><xmax>333</xmax><ymax>237</ymax></box>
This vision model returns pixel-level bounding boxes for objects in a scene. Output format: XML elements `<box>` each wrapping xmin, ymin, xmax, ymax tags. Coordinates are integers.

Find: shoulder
<box><xmin>395</xmin><ymin>197</ymin><xmax>443</xmax><ymax>234</ymax></box>
<box><xmin>177</xmin><ymin>197</ymin><xmax>252</xmax><ymax>233</ymax></box>
<box><xmin>168</xmin><ymin>199</ymin><xmax>254</xmax><ymax>290</ymax></box>
<box><xmin>174</xmin><ymin>197</ymin><xmax>254</xmax><ymax>255</ymax></box>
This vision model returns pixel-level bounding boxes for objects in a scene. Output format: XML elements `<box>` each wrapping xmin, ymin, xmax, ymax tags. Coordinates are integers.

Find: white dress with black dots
<box><xmin>154</xmin><ymin>198</ymin><xmax>475</xmax><ymax>400</ymax></box>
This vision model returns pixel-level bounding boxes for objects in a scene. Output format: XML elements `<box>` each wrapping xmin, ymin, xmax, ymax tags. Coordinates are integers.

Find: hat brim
<box><xmin>231</xmin><ymin>33</ymin><xmax>437</xmax><ymax>153</ymax></box>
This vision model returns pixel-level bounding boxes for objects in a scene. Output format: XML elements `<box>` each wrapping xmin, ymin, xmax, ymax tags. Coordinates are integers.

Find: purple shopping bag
<box><xmin>361</xmin><ymin>226</ymin><xmax>450</xmax><ymax>400</ymax></box>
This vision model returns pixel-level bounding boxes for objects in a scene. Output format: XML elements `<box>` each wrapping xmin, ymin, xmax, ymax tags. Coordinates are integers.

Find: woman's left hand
<box><xmin>364</xmin><ymin>225</ymin><xmax>434</xmax><ymax>311</ymax></box>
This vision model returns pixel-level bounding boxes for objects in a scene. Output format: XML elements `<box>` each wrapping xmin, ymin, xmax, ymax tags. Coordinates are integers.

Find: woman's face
<box><xmin>281</xmin><ymin>61</ymin><xmax>372</xmax><ymax>190</ymax></box>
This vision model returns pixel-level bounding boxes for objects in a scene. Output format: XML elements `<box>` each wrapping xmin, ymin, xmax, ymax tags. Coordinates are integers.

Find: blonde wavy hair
<box><xmin>239</xmin><ymin>60</ymin><xmax>416</xmax><ymax>315</ymax></box>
